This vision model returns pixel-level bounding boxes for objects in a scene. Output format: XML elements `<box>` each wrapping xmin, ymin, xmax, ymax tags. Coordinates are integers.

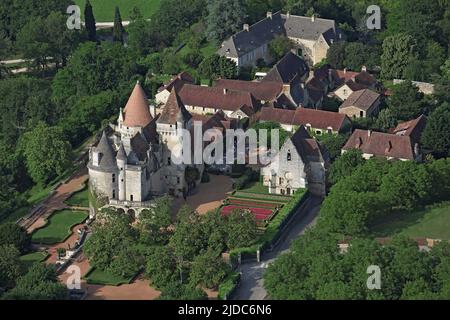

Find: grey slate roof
<box><xmin>262</xmin><ymin>52</ymin><xmax>309</xmax><ymax>84</ymax></box>
<box><xmin>116</xmin><ymin>143</ymin><xmax>127</xmax><ymax>161</ymax></box>
<box><xmin>218</xmin><ymin>11</ymin><xmax>340</xmax><ymax>58</ymax></box>
<box><xmin>93</xmin><ymin>131</ymin><xmax>117</xmax><ymax>171</ymax></box>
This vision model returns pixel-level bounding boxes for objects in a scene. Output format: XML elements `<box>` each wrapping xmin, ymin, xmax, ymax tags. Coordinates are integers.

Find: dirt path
<box><xmin>173</xmin><ymin>174</ymin><xmax>233</xmax><ymax>215</ymax></box>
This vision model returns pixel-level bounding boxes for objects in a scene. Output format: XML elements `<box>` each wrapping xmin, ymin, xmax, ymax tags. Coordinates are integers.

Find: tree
<box><xmin>113</xmin><ymin>7</ymin><xmax>124</xmax><ymax>44</ymax></box>
<box><xmin>84</xmin><ymin>0</ymin><xmax>97</xmax><ymax>42</ymax></box>
<box><xmin>268</xmin><ymin>36</ymin><xmax>293</xmax><ymax>61</ymax></box>
<box><xmin>422</xmin><ymin>103</ymin><xmax>450</xmax><ymax>158</ymax></box>
<box><xmin>158</xmin><ymin>281</ymin><xmax>208</xmax><ymax>300</ymax></box>
<box><xmin>84</xmin><ymin>207</ymin><xmax>136</xmax><ymax>273</ymax></box>
<box><xmin>145</xmin><ymin>246</ymin><xmax>178</xmax><ymax>288</ymax></box>
<box><xmin>206</xmin><ymin>0</ymin><xmax>246</xmax><ymax>43</ymax></box>
<box><xmin>388</xmin><ymin>80</ymin><xmax>424</xmax><ymax>121</ymax></box>
<box><xmin>442</xmin><ymin>58</ymin><xmax>450</xmax><ymax>81</ymax></box>
<box><xmin>326</xmin><ymin>42</ymin><xmax>347</xmax><ymax>69</ymax></box>
<box><xmin>375</xmin><ymin>108</ymin><xmax>398</xmax><ymax>131</ymax></box>
<box><xmin>381</xmin><ymin>34</ymin><xmax>418</xmax><ymax>80</ymax></box>
<box><xmin>343</xmin><ymin>42</ymin><xmax>380</xmax><ymax>71</ymax></box>
<box><xmin>0</xmin><ymin>222</ymin><xmax>30</xmax><ymax>253</ymax></box>
<box><xmin>328</xmin><ymin>149</ymin><xmax>364</xmax><ymax>185</ymax></box>
<box><xmin>250</xmin><ymin>121</ymin><xmax>290</xmax><ymax>149</ymax></box>
<box><xmin>19</xmin><ymin>122</ymin><xmax>71</xmax><ymax>184</ymax></box>
<box><xmin>189</xmin><ymin>249</ymin><xmax>229</xmax><ymax>289</ymax></box>
<box><xmin>3</xmin><ymin>263</ymin><xmax>66</xmax><ymax>300</ymax></box>
<box><xmin>198</xmin><ymin>54</ymin><xmax>237</xmax><ymax>80</ymax></box>
<box><xmin>0</xmin><ymin>244</ymin><xmax>22</xmax><ymax>289</ymax></box>
<box><xmin>201</xmin><ymin>210</ymin><xmax>228</xmax><ymax>252</ymax></box>
<box><xmin>318</xmin><ymin>133</ymin><xmax>349</xmax><ymax>161</ymax></box>
<box><xmin>16</xmin><ymin>12</ymin><xmax>80</xmax><ymax>70</ymax></box>
<box><xmin>170</xmin><ymin>208</ymin><xmax>207</xmax><ymax>261</ymax></box>
<box><xmin>138</xmin><ymin>196</ymin><xmax>173</xmax><ymax>245</ymax></box>
<box><xmin>51</xmin><ymin>42</ymin><xmax>138</xmax><ymax>110</ymax></box>
<box><xmin>225</xmin><ymin>209</ymin><xmax>258</xmax><ymax>249</ymax></box>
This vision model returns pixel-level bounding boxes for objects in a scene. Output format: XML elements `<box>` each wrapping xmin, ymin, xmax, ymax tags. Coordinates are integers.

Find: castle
<box><xmin>88</xmin><ymin>82</ymin><xmax>203</xmax><ymax>209</ymax></box>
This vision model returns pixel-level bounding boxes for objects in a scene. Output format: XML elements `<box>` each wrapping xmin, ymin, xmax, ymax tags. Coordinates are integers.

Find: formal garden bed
<box><xmin>19</xmin><ymin>251</ymin><xmax>50</xmax><ymax>269</ymax></box>
<box><xmin>64</xmin><ymin>185</ymin><xmax>89</xmax><ymax>207</ymax></box>
<box><xmin>31</xmin><ymin>209</ymin><xmax>89</xmax><ymax>244</ymax></box>
<box><xmin>84</xmin><ymin>267</ymin><xmax>136</xmax><ymax>286</ymax></box>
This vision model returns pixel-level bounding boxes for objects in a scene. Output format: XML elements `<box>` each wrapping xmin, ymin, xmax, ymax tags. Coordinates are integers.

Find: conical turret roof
<box><xmin>94</xmin><ymin>131</ymin><xmax>117</xmax><ymax>170</ymax></box>
<box><xmin>123</xmin><ymin>81</ymin><xmax>153</xmax><ymax>127</ymax></box>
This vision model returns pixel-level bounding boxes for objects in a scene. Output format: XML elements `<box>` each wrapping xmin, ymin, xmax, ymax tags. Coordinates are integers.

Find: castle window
<box><xmin>287</xmin><ymin>150</ymin><xmax>292</xmax><ymax>161</ymax></box>
<box><xmin>130</xmin><ymin>195</ymin><xmax>134</xmax><ymax>202</ymax></box>
<box><xmin>177</xmin><ymin>177</ymin><xmax>180</xmax><ymax>184</ymax></box>
<box><xmin>167</xmin><ymin>157</ymin><xmax>171</xmax><ymax>165</ymax></box>
<box><xmin>112</xmin><ymin>174</ymin><xmax>116</xmax><ymax>183</ymax></box>
<box><xmin>279</xmin><ymin>177</ymin><xmax>283</xmax><ymax>184</ymax></box>
<box><xmin>112</xmin><ymin>190</ymin><xmax>116</xmax><ymax>199</ymax></box>
<box><xmin>360</xmin><ymin>111</ymin><xmax>364</xmax><ymax>117</ymax></box>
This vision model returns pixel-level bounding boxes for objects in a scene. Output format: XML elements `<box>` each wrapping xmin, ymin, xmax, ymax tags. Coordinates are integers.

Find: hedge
<box><xmin>229</xmin><ymin>189</ymin><xmax>308</xmax><ymax>262</ymax></box>
<box><xmin>218</xmin><ymin>272</ymin><xmax>241</xmax><ymax>300</ymax></box>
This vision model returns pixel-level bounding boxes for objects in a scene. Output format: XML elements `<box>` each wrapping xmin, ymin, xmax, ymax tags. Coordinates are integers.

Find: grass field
<box><xmin>74</xmin><ymin>0</ymin><xmax>162</xmax><ymax>22</ymax></box>
<box><xmin>370</xmin><ymin>203</ymin><xmax>450</xmax><ymax>240</ymax></box>
<box><xmin>65</xmin><ymin>186</ymin><xmax>89</xmax><ymax>207</ymax></box>
<box><xmin>239</xmin><ymin>181</ymin><xmax>270</xmax><ymax>194</ymax></box>
<box><xmin>32</xmin><ymin>210</ymin><xmax>88</xmax><ymax>244</ymax></box>
<box><xmin>84</xmin><ymin>267</ymin><xmax>135</xmax><ymax>286</ymax></box>
<box><xmin>20</xmin><ymin>251</ymin><xmax>49</xmax><ymax>269</ymax></box>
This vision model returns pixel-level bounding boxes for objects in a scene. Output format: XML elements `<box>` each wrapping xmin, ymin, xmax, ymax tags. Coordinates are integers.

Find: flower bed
<box><xmin>221</xmin><ymin>205</ymin><xmax>273</xmax><ymax>221</ymax></box>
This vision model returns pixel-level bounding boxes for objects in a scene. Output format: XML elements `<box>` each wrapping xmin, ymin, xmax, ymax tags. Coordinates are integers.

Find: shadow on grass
<box><xmin>369</xmin><ymin>208</ymin><xmax>428</xmax><ymax>237</ymax></box>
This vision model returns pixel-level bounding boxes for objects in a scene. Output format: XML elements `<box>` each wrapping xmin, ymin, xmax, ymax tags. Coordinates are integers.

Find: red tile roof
<box><xmin>178</xmin><ymin>84</ymin><xmax>259</xmax><ymax>112</ymax></box>
<box><xmin>123</xmin><ymin>82</ymin><xmax>153</xmax><ymax>127</ymax></box>
<box><xmin>342</xmin><ymin>129</ymin><xmax>417</xmax><ymax>160</ymax></box>
<box><xmin>259</xmin><ymin>107</ymin><xmax>349</xmax><ymax>132</ymax></box>
<box><xmin>214</xmin><ymin>79</ymin><xmax>282</xmax><ymax>102</ymax></box>
<box><xmin>392</xmin><ymin>115</ymin><xmax>427</xmax><ymax>143</ymax></box>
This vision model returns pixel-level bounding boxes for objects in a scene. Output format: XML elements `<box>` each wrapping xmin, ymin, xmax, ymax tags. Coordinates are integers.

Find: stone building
<box><xmin>218</xmin><ymin>11</ymin><xmax>343</xmax><ymax>67</ymax></box>
<box><xmin>261</xmin><ymin>126</ymin><xmax>329</xmax><ymax>197</ymax></box>
<box><xmin>88</xmin><ymin>82</ymin><xmax>203</xmax><ymax>211</ymax></box>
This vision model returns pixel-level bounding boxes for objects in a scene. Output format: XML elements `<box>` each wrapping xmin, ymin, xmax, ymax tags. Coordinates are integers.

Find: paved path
<box><xmin>231</xmin><ymin>196</ymin><xmax>322</xmax><ymax>300</ymax></box>
<box><xmin>172</xmin><ymin>174</ymin><xmax>233</xmax><ymax>216</ymax></box>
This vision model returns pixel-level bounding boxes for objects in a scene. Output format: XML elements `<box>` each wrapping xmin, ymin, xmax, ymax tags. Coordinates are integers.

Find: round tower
<box><xmin>116</xmin><ymin>143</ymin><xmax>127</xmax><ymax>201</ymax></box>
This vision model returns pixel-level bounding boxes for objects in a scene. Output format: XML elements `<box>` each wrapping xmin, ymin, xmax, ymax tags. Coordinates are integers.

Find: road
<box><xmin>231</xmin><ymin>195</ymin><xmax>323</xmax><ymax>300</ymax></box>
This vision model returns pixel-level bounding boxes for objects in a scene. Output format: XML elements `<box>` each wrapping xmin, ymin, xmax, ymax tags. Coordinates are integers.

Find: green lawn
<box><xmin>32</xmin><ymin>210</ymin><xmax>88</xmax><ymax>244</ymax></box>
<box><xmin>74</xmin><ymin>0</ymin><xmax>161</xmax><ymax>22</ymax></box>
<box><xmin>239</xmin><ymin>181</ymin><xmax>270</xmax><ymax>194</ymax></box>
<box><xmin>84</xmin><ymin>267</ymin><xmax>135</xmax><ymax>286</ymax></box>
<box><xmin>20</xmin><ymin>251</ymin><xmax>49</xmax><ymax>269</ymax></box>
<box><xmin>65</xmin><ymin>187</ymin><xmax>89</xmax><ymax>207</ymax></box>
<box><xmin>370</xmin><ymin>203</ymin><xmax>450</xmax><ymax>240</ymax></box>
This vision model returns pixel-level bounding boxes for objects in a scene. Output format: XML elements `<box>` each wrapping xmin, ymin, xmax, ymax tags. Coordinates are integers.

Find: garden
<box><xmin>64</xmin><ymin>186</ymin><xmax>90</xmax><ymax>207</ymax></box>
<box><xmin>84</xmin><ymin>267</ymin><xmax>135</xmax><ymax>286</ymax></box>
<box><xmin>31</xmin><ymin>209</ymin><xmax>89</xmax><ymax>244</ymax></box>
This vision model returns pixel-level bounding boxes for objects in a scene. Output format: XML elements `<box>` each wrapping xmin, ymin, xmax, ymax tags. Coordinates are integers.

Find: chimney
<box><xmin>311</xmin><ymin>14</ymin><xmax>316</xmax><ymax>22</ymax></box>
<box><xmin>267</xmin><ymin>11</ymin><xmax>272</xmax><ymax>19</ymax></box>
<box><xmin>361</xmin><ymin>65</ymin><xmax>367</xmax><ymax>72</ymax></box>
<box><xmin>223</xmin><ymin>88</ymin><xmax>228</xmax><ymax>95</ymax></box>
<box><xmin>286</xmin><ymin>12</ymin><xmax>290</xmax><ymax>19</ymax></box>
<box><xmin>368</xmin><ymin>130</ymin><xmax>372</xmax><ymax>137</ymax></box>
<box><xmin>300</xmin><ymin>83</ymin><xmax>305</xmax><ymax>89</ymax></box>
<box><xmin>343</xmin><ymin>68</ymin><xmax>347</xmax><ymax>74</ymax></box>
<box><xmin>330</xmin><ymin>38</ymin><xmax>334</xmax><ymax>44</ymax></box>
<box><xmin>243</xmin><ymin>24</ymin><xmax>249</xmax><ymax>32</ymax></box>
<box><xmin>290</xmin><ymin>48</ymin><xmax>297</xmax><ymax>55</ymax></box>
